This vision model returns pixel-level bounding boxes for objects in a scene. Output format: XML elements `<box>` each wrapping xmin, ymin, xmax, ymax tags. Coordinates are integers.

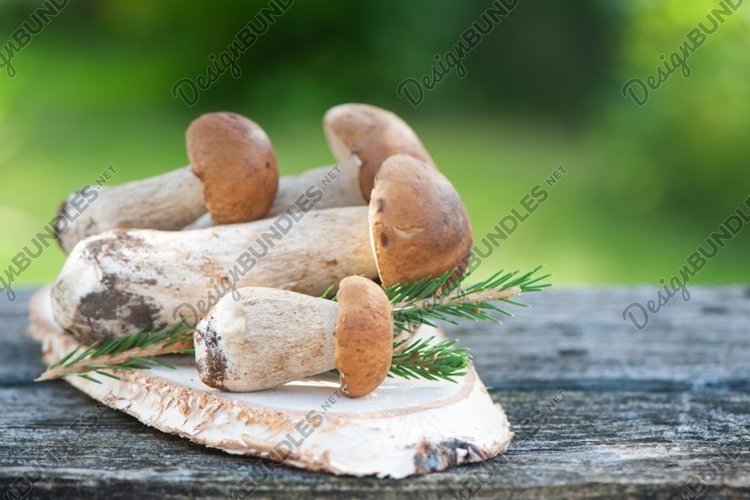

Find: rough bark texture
<box><xmin>20</xmin><ymin>288</ymin><xmax>511</xmax><ymax>482</ymax></box>
<box><xmin>2</xmin><ymin>286</ymin><xmax>750</xmax><ymax>499</ymax></box>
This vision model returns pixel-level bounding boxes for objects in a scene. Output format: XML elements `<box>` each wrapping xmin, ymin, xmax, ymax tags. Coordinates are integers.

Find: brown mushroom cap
<box><xmin>368</xmin><ymin>154</ymin><xmax>473</xmax><ymax>287</ymax></box>
<box><xmin>334</xmin><ymin>276</ymin><xmax>393</xmax><ymax>398</ymax></box>
<box><xmin>187</xmin><ymin>112</ymin><xmax>278</xmax><ymax>225</ymax></box>
<box><xmin>324</xmin><ymin>103</ymin><xmax>434</xmax><ymax>201</ymax></box>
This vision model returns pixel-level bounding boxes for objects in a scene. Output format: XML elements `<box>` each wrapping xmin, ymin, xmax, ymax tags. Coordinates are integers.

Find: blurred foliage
<box><xmin>0</xmin><ymin>0</ymin><xmax>748</xmax><ymax>286</ymax></box>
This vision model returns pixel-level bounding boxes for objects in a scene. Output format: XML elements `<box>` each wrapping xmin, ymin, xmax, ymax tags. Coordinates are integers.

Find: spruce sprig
<box><xmin>388</xmin><ymin>265</ymin><xmax>550</xmax><ymax>332</ymax></box>
<box><xmin>389</xmin><ymin>337</ymin><xmax>471</xmax><ymax>382</ymax></box>
<box><xmin>36</xmin><ymin>323</ymin><xmax>194</xmax><ymax>383</ymax></box>
<box><xmin>36</xmin><ymin>266</ymin><xmax>549</xmax><ymax>384</ymax></box>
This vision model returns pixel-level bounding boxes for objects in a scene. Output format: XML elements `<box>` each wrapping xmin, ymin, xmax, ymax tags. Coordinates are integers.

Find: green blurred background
<box><xmin>0</xmin><ymin>0</ymin><xmax>748</xmax><ymax>286</ymax></box>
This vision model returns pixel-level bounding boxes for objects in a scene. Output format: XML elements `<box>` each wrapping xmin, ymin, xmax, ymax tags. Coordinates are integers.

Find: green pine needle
<box><xmin>38</xmin><ymin>322</ymin><xmax>194</xmax><ymax>383</ymax></box>
<box><xmin>389</xmin><ymin>337</ymin><xmax>471</xmax><ymax>382</ymax></box>
<box><xmin>383</xmin><ymin>265</ymin><xmax>549</xmax><ymax>383</ymax></box>
<box><xmin>387</xmin><ymin>265</ymin><xmax>550</xmax><ymax>333</ymax></box>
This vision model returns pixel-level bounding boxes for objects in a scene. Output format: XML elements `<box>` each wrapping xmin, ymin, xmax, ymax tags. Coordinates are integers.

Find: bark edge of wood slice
<box><xmin>27</xmin><ymin>286</ymin><xmax>512</xmax><ymax>478</ymax></box>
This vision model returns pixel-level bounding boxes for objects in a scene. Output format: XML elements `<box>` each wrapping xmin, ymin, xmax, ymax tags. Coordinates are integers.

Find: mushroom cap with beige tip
<box><xmin>368</xmin><ymin>154</ymin><xmax>473</xmax><ymax>287</ymax></box>
<box><xmin>324</xmin><ymin>103</ymin><xmax>435</xmax><ymax>201</ymax></box>
<box><xmin>187</xmin><ymin>112</ymin><xmax>278</xmax><ymax>225</ymax></box>
<box><xmin>334</xmin><ymin>276</ymin><xmax>394</xmax><ymax>398</ymax></box>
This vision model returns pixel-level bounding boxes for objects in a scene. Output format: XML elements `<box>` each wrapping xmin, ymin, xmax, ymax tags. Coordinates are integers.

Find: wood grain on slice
<box><xmin>28</xmin><ymin>286</ymin><xmax>511</xmax><ymax>479</ymax></box>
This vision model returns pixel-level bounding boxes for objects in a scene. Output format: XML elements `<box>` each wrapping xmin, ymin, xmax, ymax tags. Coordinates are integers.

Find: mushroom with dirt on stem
<box><xmin>195</xmin><ymin>276</ymin><xmax>394</xmax><ymax>397</ymax></box>
<box><xmin>55</xmin><ymin>112</ymin><xmax>279</xmax><ymax>252</ymax></box>
<box><xmin>51</xmin><ymin>154</ymin><xmax>472</xmax><ymax>343</ymax></box>
<box><xmin>36</xmin><ymin>267</ymin><xmax>551</xmax><ymax>385</ymax></box>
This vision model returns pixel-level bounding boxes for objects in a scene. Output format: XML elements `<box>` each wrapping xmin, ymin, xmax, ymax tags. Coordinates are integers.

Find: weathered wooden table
<box><xmin>1</xmin><ymin>286</ymin><xmax>748</xmax><ymax>499</ymax></box>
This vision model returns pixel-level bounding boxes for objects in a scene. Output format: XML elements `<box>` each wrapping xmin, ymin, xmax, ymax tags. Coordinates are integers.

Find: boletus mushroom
<box><xmin>185</xmin><ymin>103</ymin><xmax>434</xmax><ymax>229</ymax></box>
<box><xmin>324</xmin><ymin>103</ymin><xmax>435</xmax><ymax>201</ymax></box>
<box><xmin>195</xmin><ymin>276</ymin><xmax>393</xmax><ymax>397</ymax></box>
<box><xmin>51</xmin><ymin>154</ymin><xmax>471</xmax><ymax>343</ymax></box>
<box><xmin>55</xmin><ymin>112</ymin><xmax>279</xmax><ymax>252</ymax></box>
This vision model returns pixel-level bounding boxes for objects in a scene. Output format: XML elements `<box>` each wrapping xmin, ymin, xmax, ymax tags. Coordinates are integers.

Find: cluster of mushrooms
<box><xmin>50</xmin><ymin>104</ymin><xmax>473</xmax><ymax>398</ymax></box>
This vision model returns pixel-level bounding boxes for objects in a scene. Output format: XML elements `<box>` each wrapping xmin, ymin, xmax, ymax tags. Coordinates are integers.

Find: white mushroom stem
<box><xmin>57</xmin><ymin>167</ymin><xmax>206</xmax><ymax>253</ymax></box>
<box><xmin>195</xmin><ymin>288</ymin><xmax>339</xmax><ymax>391</ymax></box>
<box><xmin>58</xmin><ymin>112</ymin><xmax>278</xmax><ymax>252</ymax></box>
<box><xmin>51</xmin><ymin>206</ymin><xmax>377</xmax><ymax>343</ymax></box>
<box><xmin>184</xmin><ymin>159</ymin><xmax>365</xmax><ymax>230</ymax></box>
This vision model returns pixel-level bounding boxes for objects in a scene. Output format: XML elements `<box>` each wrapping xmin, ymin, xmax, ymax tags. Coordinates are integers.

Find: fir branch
<box><xmin>35</xmin><ymin>323</ymin><xmax>194</xmax><ymax>382</ymax></box>
<box><xmin>389</xmin><ymin>337</ymin><xmax>470</xmax><ymax>382</ymax></box>
<box><xmin>388</xmin><ymin>265</ymin><xmax>550</xmax><ymax>332</ymax></box>
<box><xmin>35</xmin><ymin>266</ymin><xmax>549</xmax><ymax>384</ymax></box>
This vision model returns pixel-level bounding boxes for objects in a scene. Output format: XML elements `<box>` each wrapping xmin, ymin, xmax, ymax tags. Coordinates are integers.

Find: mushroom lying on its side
<box><xmin>56</xmin><ymin>112</ymin><xmax>279</xmax><ymax>252</ymax></box>
<box><xmin>195</xmin><ymin>276</ymin><xmax>393</xmax><ymax>397</ymax></box>
<box><xmin>185</xmin><ymin>103</ymin><xmax>435</xmax><ymax>229</ymax></box>
<box><xmin>51</xmin><ymin>155</ymin><xmax>472</xmax><ymax>343</ymax></box>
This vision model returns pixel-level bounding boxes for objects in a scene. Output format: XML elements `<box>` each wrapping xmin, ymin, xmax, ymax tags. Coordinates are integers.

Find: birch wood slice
<box><xmin>27</xmin><ymin>286</ymin><xmax>511</xmax><ymax>479</ymax></box>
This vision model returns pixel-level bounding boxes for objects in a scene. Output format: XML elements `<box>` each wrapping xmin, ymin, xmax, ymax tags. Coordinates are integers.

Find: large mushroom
<box><xmin>194</xmin><ymin>276</ymin><xmax>393</xmax><ymax>397</ymax></box>
<box><xmin>55</xmin><ymin>112</ymin><xmax>278</xmax><ymax>252</ymax></box>
<box><xmin>185</xmin><ymin>103</ymin><xmax>434</xmax><ymax>229</ymax></box>
<box><xmin>51</xmin><ymin>154</ymin><xmax>472</xmax><ymax>343</ymax></box>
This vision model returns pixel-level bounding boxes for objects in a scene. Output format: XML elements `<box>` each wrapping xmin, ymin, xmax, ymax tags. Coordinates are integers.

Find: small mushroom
<box><xmin>194</xmin><ymin>276</ymin><xmax>393</xmax><ymax>397</ymax></box>
<box><xmin>185</xmin><ymin>103</ymin><xmax>434</xmax><ymax>229</ymax></box>
<box><xmin>51</xmin><ymin>154</ymin><xmax>471</xmax><ymax>342</ymax></box>
<box><xmin>55</xmin><ymin>112</ymin><xmax>278</xmax><ymax>252</ymax></box>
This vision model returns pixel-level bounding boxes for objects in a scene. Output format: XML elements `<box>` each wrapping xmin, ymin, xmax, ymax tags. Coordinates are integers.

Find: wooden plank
<box><xmin>1</xmin><ymin>287</ymin><xmax>749</xmax><ymax>499</ymax></box>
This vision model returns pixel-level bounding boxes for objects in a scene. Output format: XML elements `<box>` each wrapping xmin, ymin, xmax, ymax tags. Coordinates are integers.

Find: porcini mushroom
<box><xmin>334</xmin><ymin>276</ymin><xmax>394</xmax><ymax>397</ymax></box>
<box><xmin>51</xmin><ymin>154</ymin><xmax>472</xmax><ymax>342</ymax></box>
<box><xmin>324</xmin><ymin>103</ymin><xmax>435</xmax><ymax>201</ymax></box>
<box><xmin>195</xmin><ymin>276</ymin><xmax>393</xmax><ymax>397</ymax></box>
<box><xmin>185</xmin><ymin>103</ymin><xmax>434</xmax><ymax>229</ymax></box>
<box><xmin>55</xmin><ymin>112</ymin><xmax>278</xmax><ymax>252</ymax></box>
